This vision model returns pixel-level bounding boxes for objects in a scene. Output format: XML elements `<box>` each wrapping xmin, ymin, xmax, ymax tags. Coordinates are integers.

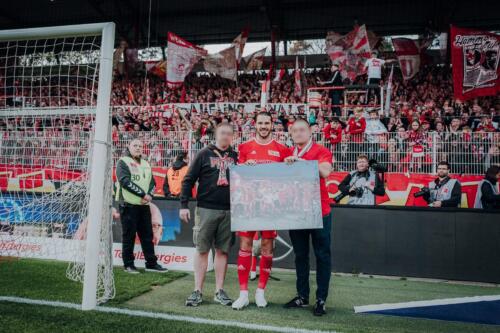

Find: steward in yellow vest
<box><xmin>115</xmin><ymin>139</ymin><xmax>167</xmax><ymax>273</ymax></box>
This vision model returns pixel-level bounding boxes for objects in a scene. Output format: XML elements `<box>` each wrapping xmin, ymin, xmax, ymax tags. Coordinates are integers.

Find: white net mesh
<box><xmin>0</xmin><ymin>26</ymin><xmax>114</xmax><ymax>304</ymax></box>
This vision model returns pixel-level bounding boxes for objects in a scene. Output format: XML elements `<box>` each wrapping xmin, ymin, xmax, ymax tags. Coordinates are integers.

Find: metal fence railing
<box><xmin>113</xmin><ymin>130</ymin><xmax>499</xmax><ymax>175</ymax></box>
<box><xmin>2</xmin><ymin>130</ymin><xmax>499</xmax><ymax>175</ymax></box>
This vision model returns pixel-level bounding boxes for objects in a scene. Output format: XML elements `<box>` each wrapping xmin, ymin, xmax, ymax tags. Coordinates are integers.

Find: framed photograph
<box><xmin>230</xmin><ymin>161</ymin><xmax>323</xmax><ymax>231</ymax></box>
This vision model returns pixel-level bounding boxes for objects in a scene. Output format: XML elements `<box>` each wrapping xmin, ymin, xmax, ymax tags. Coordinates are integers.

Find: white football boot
<box><xmin>232</xmin><ymin>290</ymin><xmax>249</xmax><ymax>310</ymax></box>
<box><xmin>255</xmin><ymin>288</ymin><xmax>268</xmax><ymax>308</ymax></box>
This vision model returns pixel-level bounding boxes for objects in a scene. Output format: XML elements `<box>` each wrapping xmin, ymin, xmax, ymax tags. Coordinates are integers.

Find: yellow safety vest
<box><xmin>115</xmin><ymin>156</ymin><xmax>152</xmax><ymax>205</ymax></box>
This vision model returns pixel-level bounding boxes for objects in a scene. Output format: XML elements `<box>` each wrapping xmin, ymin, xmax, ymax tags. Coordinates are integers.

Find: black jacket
<box><xmin>338</xmin><ymin>171</ymin><xmax>385</xmax><ymax>196</ymax></box>
<box><xmin>480</xmin><ymin>178</ymin><xmax>500</xmax><ymax>209</ymax></box>
<box><xmin>325</xmin><ymin>70</ymin><xmax>343</xmax><ymax>87</ymax></box>
<box><xmin>116</xmin><ymin>150</ymin><xmax>155</xmax><ymax>206</ymax></box>
<box><xmin>163</xmin><ymin>159</ymin><xmax>188</xmax><ymax>197</ymax></box>
<box><xmin>180</xmin><ymin>144</ymin><xmax>238</xmax><ymax>210</ymax></box>
<box><xmin>423</xmin><ymin>177</ymin><xmax>462</xmax><ymax>207</ymax></box>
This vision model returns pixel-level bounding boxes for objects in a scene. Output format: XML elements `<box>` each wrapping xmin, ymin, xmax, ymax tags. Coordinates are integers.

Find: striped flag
<box><xmin>294</xmin><ymin>56</ymin><xmax>302</xmax><ymax>97</ymax></box>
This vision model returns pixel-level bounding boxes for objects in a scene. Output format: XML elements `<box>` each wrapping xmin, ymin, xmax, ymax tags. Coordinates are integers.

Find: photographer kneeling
<box><xmin>337</xmin><ymin>154</ymin><xmax>385</xmax><ymax>205</ymax></box>
<box><xmin>414</xmin><ymin>161</ymin><xmax>462</xmax><ymax>208</ymax></box>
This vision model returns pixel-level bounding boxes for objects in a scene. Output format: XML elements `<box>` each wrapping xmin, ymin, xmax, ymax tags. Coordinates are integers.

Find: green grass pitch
<box><xmin>1</xmin><ymin>258</ymin><xmax>499</xmax><ymax>333</ymax></box>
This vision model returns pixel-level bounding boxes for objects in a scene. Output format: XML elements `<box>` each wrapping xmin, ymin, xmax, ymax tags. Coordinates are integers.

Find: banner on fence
<box><xmin>112</xmin><ymin>103</ymin><xmax>307</xmax><ymax>116</ymax></box>
<box><xmin>0</xmin><ymin>165</ymin><xmax>490</xmax><ymax>209</ymax></box>
<box><xmin>327</xmin><ymin>173</ymin><xmax>485</xmax><ymax>208</ymax></box>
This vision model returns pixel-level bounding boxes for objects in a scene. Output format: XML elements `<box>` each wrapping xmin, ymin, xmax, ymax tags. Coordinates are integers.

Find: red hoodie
<box><xmin>347</xmin><ymin>117</ymin><xmax>366</xmax><ymax>143</ymax></box>
<box><xmin>323</xmin><ymin>123</ymin><xmax>342</xmax><ymax>146</ymax></box>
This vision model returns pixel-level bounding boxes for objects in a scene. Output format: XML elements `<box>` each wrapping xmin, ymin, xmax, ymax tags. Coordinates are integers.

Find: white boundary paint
<box><xmin>0</xmin><ymin>296</ymin><xmax>338</xmax><ymax>333</ymax></box>
<box><xmin>354</xmin><ymin>295</ymin><xmax>500</xmax><ymax>313</ymax></box>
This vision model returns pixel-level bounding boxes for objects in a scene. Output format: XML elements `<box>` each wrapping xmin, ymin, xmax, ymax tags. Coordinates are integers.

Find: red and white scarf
<box><xmin>292</xmin><ymin>138</ymin><xmax>313</xmax><ymax>158</ymax></box>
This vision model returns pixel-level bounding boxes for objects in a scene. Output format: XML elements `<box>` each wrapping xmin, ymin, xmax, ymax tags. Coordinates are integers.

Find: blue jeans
<box><xmin>289</xmin><ymin>213</ymin><xmax>332</xmax><ymax>301</ymax></box>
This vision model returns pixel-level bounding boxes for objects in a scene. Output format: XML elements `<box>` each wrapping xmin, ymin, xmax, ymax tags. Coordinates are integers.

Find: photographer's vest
<box><xmin>347</xmin><ymin>170</ymin><xmax>376</xmax><ymax>205</ymax></box>
<box><xmin>474</xmin><ymin>180</ymin><xmax>498</xmax><ymax>209</ymax></box>
<box><xmin>115</xmin><ymin>156</ymin><xmax>152</xmax><ymax>205</ymax></box>
<box><xmin>166</xmin><ymin>165</ymin><xmax>188</xmax><ymax>196</ymax></box>
<box><xmin>428</xmin><ymin>178</ymin><xmax>458</xmax><ymax>204</ymax></box>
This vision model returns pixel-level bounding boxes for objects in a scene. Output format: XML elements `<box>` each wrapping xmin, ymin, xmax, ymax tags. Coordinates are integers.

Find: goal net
<box><xmin>0</xmin><ymin>23</ymin><xmax>115</xmax><ymax>309</ymax></box>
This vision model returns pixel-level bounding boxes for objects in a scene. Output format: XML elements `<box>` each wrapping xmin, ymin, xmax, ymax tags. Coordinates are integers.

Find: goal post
<box><xmin>0</xmin><ymin>22</ymin><xmax>115</xmax><ymax>310</ymax></box>
<box><xmin>81</xmin><ymin>22</ymin><xmax>115</xmax><ymax>311</ymax></box>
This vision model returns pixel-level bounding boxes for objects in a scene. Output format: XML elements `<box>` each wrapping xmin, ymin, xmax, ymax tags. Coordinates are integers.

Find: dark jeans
<box><xmin>289</xmin><ymin>213</ymin><xmax>332</xmax><ymax>301</ymax></box>
<box><xmin>366</xmin><ymin>77</ymin><xmax>381</xmax><ymax>104</ymax></box>
<box><xmin>329</xmin><ymin>91</ymin><xmax>342</xmax><ymax>117</ymax></box>
<box><xmin>119</xmin><ymin>204</ymin><xmax>158</xmax><ymax>268</ymax></box>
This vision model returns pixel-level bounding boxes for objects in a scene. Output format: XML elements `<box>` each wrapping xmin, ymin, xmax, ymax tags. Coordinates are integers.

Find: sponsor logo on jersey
<box><xmin>268</xmin><ymin>150</ymin><xmax>280</xmax><ymax>157</ymax></box>
<box><xmin>250</xmin><ymin>150</ymin><xmax>257</xmax><ymax>154</ymax></box>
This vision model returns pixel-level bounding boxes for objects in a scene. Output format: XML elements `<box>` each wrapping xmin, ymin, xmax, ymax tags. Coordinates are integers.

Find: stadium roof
<box><xmin>1</xmin><ymin>0</ymin><xmax>500</xmax><ymax>47</ymax></box>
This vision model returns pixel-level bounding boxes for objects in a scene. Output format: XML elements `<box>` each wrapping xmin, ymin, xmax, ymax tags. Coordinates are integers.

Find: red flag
<box><xmin>326</xmin><ymin>24</ymin><xmax>374</xmax><ymax>82</ymax></box>
<box><xmin>294</xmin><ymin>56</ymin><xmax>302</xmax><ymax>97</ymax></box>
<box><xmin>180</xmin><ymin>85</ymin><xmax>186</xmax><ymax>103</ymax></box>
<box><xmin>451</xmin><ymin>26</ymin><xmax>500</xmax><ymax>100</ymax></box>
<box><xmin>232</xmin><ymin>28</ymin><xmax>249</xmax><ymax>64</ymax></box>
<box><xmin>273</xmin><ymin>68</ymin><xmax>285</xmax><ymax>82</ymax></box>
<box><xmin>145</xmin><ymin>60</ymin><xmax>167</xmax><ymax>79</ymax></box>
<box><xmin>392</xmin><ymin>38</ymin><xmax>421</xmax><ymax>80</ymax></box>
<box><xmin>167</xmin><ymin>32</ymin><xmax>207</xmax><ymax>89</ymax></box>
<box><xmin>266</xmin><ymin>64</ymin><xmax>274</xmax><ymax>81</ymax></box>
<box><xmin>127</xmin><ymin>83</ymin><xmax>135</xmax><ymax>104</ymax></box>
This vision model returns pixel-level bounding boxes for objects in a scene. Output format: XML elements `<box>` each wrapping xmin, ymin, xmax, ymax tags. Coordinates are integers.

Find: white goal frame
<box><xmin>0</xmin><ymin>22</ymin><xmax>115</xmax><ymax>310</ymax></box>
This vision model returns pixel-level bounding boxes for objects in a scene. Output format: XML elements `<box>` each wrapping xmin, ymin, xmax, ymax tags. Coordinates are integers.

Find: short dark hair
<box><xmin>485</xmin><ymin>165</ymin><xmax>500</xmax><ymax>181</ymax></box>
<box><xmin>255</xmin><ymin>111</ymin><xmax>272</xmax><ymax>122</ymax></box>
<box><xmin>438</xmin><ymin>161</ymin><xmax>450</xmax><ymax>169</ymax></box>
<box><xmin>176</xmin><ymin>151</ymin><xmax>188</xmax><ymax>161</ymax></box>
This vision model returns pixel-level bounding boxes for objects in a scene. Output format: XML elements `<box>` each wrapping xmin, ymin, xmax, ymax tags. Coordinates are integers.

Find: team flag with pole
<box><xmin>166</xmin><ymin>32</ymin><xmax>207</xmax><ymax>89</ymax></box>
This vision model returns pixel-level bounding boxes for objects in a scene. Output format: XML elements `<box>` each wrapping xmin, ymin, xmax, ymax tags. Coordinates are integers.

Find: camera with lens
<box><xmin>414</xmin><ymin>186</ymin><xmax>430</xmax><ymax>198</ymax></box>
<box><xmin>368</xmin><ymin>159</ymin><xmax>387</xmax><ymax>173</ymax></box>
<box><xmin>349</xmin><ymin>187</ymin><xmax>364</xmax><ymax>198</ymax></box>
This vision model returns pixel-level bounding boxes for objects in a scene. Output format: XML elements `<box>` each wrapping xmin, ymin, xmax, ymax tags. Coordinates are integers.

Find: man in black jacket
<box><xmin>180</xmin><ymin>123</ymin><xmax>238</xmax><ymax>307</ymax></box>
<box><xmin>338</xmin><ymin>155</ymin><xmax>385</xmax><ymax>205</ymax></box>
<box><xmin>115</xmin><ymin>139</ymin><xmax>167</xmax><ymax>274</ymax></box>
<box><xmin>319</xmin><ymin>63</ymin><xmax>343</xmax><ymax>117</ymax></box>
<box><xmin>422</xmin><ymin>161</ymin><xmax>462</xmax><ymax>208</ymax></box>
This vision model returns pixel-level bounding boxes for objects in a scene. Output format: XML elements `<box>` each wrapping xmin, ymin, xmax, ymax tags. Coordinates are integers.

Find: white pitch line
<box><xmin>354</xmin><ymin>295</ymin><xmax>500</xmax><ymax>313</ymax></box>
<box><xmin>0</xmin><ymin>296</ymin><xmax>338</xmax><ymax>333</ymax></box>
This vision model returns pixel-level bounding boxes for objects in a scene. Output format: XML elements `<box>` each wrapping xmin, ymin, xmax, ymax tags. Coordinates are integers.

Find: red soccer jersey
<box><xmin>290</xmin><ymin>143</ymin><xmax>333</xmax><ymax>217</ymax></box>
<box><xmin>238</xmin><ymin>139</ymin><xmax>290</xmax><ymax>164</ymax></box>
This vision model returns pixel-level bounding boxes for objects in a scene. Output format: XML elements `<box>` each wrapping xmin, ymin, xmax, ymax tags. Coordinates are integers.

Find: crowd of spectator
<box><xmin>1</xmin><ymin>63</ymin><xmax>499</xmax><ymax>174</ymax></box>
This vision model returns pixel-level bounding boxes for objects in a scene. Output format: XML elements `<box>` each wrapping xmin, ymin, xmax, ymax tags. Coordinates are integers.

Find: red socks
<box><xmin>257</xmin><ymin>254</ymin><xmax>273</xmax><ymax>290</ymax></box>
<box><xmin>251</xmin><ymin>255</ymin><xmax>257</xmax><ymax>273</ymax></box>
<box><xmin>237</xmin><ymin>249</ymin><xmax>252</xmax><ymax>291</ymax></box>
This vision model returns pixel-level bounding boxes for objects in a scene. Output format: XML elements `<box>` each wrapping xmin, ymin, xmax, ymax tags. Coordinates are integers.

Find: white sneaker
<box><xmin>232</xmin><ymin>291</ymin><xmax>249</xmax><ymax>310</ymax></box>
<box><xmin>255</xmin><ymin>288</ymin><xmax>268</xmax><ymax>308</ymax></box>
<box><xmin>250</xmin><ymin>271</ymin><xmax>257</xmax><ymax>280</ymax></box>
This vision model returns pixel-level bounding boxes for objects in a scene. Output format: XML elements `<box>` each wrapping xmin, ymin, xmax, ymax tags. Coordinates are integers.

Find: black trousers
<box><xmin>119</xmin><ymin>204</ymin><xmax>158</xmax><ymax>268</ymax></box>
<box><xmin>329</xmin><ymin>90</ymin><xmax>342</xmax><ymax>117</ymax></box>
<box><xmin>289</xmin><ymin>213</ymin><xmax>332</xmax><ymax>301</ymax></box>
<box><xmin>366</xmin><ymin>77</ymin><xmax>381</xmax><ymax>104</ymax></box>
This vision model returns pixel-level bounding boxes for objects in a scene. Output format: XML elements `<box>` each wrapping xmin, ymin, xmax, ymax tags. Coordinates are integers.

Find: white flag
<box><xmin>166</xmin><ymin>32</ymin><xmax>207</xmax><ymax>89</ymax></box>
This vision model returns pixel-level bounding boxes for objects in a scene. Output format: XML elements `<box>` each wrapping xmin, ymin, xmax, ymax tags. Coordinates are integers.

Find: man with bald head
<box><xmin>115</xmin><ymin>139</ymin><xmax>167</xmax><ymax>274</ymax></box>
